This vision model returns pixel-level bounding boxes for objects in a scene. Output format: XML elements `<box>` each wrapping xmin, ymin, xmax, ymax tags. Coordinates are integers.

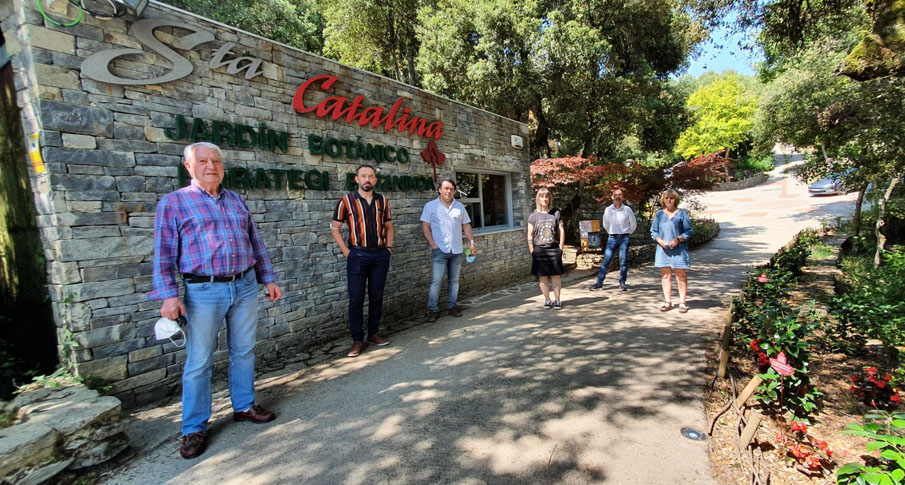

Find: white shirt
<box><xmin>602</xmin><ymin>204</ymin><xmax>637</xmax><ymax>235</ymax></box>
<box><xmin>420</xmin><ymin>198</ymin><xmax>472</xmax><ymax>254</ymax></box>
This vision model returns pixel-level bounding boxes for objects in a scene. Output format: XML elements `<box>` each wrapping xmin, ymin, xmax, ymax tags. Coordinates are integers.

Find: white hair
<box><xmin>183</xmin><ymin>142</ymin><xmax>223</xmax><ymax>163</ymax></box>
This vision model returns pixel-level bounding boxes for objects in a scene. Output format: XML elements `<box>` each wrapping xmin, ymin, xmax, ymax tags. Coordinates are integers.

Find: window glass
<box><xmin>481</xmin><ymin>174</ymin><xmax>507</xmax><ymax>227</ymax></box>
<box><xmin>456</xmin><ymin>173</ymin><xmax>479</xmax><ymax>199</ymax></box>
<box><xmin>455</xmin><ymin>171</ymin><xmax>511</xmax><ymax>230</ymax></box>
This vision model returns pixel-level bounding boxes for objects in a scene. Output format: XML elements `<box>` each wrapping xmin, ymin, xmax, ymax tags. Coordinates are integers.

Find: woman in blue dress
<box><xmin>651</xmin><ymin>189</ymin><xmax>693</xmax><ymax>313</ymax></box>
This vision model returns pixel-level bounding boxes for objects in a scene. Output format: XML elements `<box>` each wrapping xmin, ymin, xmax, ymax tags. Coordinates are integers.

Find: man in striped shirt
<box><xmin>150</xmin><ymin>142</ymin><xmax>282</xmax><ymax>460</ymax></box>
<box><xmin>331</xmin><ymin>165</ymin><xmax>394</xmax><ymax>358</ymax></box>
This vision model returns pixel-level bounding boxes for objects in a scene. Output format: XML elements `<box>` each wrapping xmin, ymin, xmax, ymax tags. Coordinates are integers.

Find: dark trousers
<box><xmin>347</xmin><ymin>247</ymin><xmax>391</xmax><ymax>342</ymax></box>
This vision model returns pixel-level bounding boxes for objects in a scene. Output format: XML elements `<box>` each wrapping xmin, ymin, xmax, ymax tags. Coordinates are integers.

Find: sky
<box><xmin>683</xmin><ymin>23</ymin><xmax>763</xmax><ymax>78</ymax></box>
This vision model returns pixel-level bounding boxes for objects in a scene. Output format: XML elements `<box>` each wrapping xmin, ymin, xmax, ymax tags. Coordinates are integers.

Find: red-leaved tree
<box><xmin>530</xmin><ymin>151</ymin><xmax>730</xmax><ymax>242</ymax></box>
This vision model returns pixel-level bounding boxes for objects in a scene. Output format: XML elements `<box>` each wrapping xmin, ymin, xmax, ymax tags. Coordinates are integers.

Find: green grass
<box><xmin>810</xmin><ymin>242</ymin><xmax>836</xmax><ymax>260</ymax></box>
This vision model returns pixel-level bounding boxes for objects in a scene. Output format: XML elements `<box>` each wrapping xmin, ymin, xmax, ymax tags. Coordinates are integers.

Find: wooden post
<box><xmin>738</xmin><ymin>411</ymin><xmax>763</xmax><ymax>451</ymax></box>
<box><xmin>717</xmin><ymin>298</ymin><xmax>735</xmax><ymax>379</ymax></box>
<box><xmin>735</xmin><ymin>375</ymin><xmax>764</xmax><ymax>409</ymax></box>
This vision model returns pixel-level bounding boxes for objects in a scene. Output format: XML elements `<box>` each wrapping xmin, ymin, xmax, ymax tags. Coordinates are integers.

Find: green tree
<box><xmin>417</xmin><ymin>0</ymin><xmax>704</xmax><ymax>159</ymax></box>
<box><xmin>675</xmin><ymin>74</ymin><xmax>757</xmax><ymax>159</ymax></box>
<box><xmin>164</xmin><ymin>0</ymin><xmax>326</xmax><ymax>54</ymax></box>
<box><xmin>322</xmin><ymin>0</ymin><xmax>422</xmax><ymax>85</ymax></box>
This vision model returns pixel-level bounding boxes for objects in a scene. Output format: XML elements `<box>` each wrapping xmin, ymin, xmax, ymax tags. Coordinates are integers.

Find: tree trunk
<box><xmin>853</xmin><ymin>184</ymin><xmax>867</xmax><ymax>236</ymax></box>
<box><xmin>875</xmin><ymin>173</ymin><xmax>902</xmax><ymax>267</ymax></box>
<box><xmin>529</xmin><ymin>96</ymin><xmax>550</xmax><ymax>158</ymax></box>
<box><xmin>406</xmin><ymin>52</ymin><xmax>417</xmax><ymax>86</ymax></box>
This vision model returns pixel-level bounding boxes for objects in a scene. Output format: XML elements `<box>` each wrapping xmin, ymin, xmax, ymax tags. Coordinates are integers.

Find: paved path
<box><xmin>105</xmin><ymin>155</ymin><xmax>857</xmax><ymax>484</ymax></box>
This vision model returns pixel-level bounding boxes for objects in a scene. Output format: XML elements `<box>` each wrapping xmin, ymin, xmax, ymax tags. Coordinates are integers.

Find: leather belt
<box><xmin>183</xmin><ymin>268</ymin><xmax>251</xmax><ymax>284</ymax></box>
<box><xmin>609</xmin><ymin>233</ymin><xmax>630</xmax><ymax>237</ymax></box>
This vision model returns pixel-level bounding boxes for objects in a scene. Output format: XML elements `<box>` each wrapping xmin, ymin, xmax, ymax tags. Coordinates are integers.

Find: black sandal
<box><xmin>659</xmin><ymin>302</ymin><xmax>672</xmax><ymax>312</ymax></box>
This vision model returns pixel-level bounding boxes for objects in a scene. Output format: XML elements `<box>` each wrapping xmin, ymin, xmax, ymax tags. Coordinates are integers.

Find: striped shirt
<box><xmin>149</xmin><ymin>180</ymin><xmax>276</xmax><ymax>300</ymax></box>
<box><xmin>332</xmin><ymin>192</ymin><xmax>392</xmax><ymax>248</ymax></box>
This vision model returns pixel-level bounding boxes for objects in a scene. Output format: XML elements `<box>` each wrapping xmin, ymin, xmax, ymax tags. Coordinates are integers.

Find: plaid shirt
<box><xmin>149</xmin><ymin>180</ymin><xmax>275</xmax><ymax>300</ymax></box>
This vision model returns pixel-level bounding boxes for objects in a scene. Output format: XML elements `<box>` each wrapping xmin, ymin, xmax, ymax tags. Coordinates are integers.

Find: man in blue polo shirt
<box><xmin>420</xmin><ymin>178</ymin><xmax>476</xmax><ymax>322</ymax></box>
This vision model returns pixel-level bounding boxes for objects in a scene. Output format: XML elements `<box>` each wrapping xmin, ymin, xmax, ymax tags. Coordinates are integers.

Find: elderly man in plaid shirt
<box><xmin>149</xmin><ymin>142</ymin><xmax>282</xmax><ymax>460</ymax></box>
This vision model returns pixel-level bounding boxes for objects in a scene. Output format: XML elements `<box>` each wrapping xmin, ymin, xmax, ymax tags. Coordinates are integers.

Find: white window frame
<box><xmin>454</xmin><ymin>169</ymin><xmax>514</xmax><ymax>233</ymax></box>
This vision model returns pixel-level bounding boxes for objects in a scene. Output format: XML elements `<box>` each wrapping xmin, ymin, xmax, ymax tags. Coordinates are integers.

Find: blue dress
<box><xmin>651</xmin><ymin>209</ymin><xmax>693</xmax><ymax>269</ymax></box>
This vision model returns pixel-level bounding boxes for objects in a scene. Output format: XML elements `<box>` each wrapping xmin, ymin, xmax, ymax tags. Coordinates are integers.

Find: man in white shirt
<box><xmin>420</xmin><ymin>178</ymin><xmax>476</xmax><ymax>322</ymax></box>
<box><xmin>590</xmin><ymin>188</ymin><xmax>637</xmax><ymax>291</ymax></box>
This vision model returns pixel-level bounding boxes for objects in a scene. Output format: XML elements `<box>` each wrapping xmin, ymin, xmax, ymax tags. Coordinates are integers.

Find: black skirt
<box><xmin>531</xmin><ymin>246</ymin><xmax>564</xmax><ymax>276</ymax></box>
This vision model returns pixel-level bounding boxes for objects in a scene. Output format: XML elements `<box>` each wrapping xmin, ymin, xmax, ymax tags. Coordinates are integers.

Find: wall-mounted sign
<box><xmin>307</xmin><ymin>135</ymin><xmax>409</xmax><ymax>164</ymax></box>
<box><xmin>82</xmin><ymin>20</ymin><xmax>264</xmax><ymax>86</ymax></box>
<box><xmin>344</xmin><ymin>173</ymin><xmax>435</xmax><ymax>192</ymax></box>
<box><xmin>420</xmin><ymin>139</ymin><xmax>446</xmax><ymax>183</ymax></box>
<box><xmin>177</xmin><ymin>166</ymin><xmax>434</xmax><ymax>193</ymax></box>
<box><xmin>178</xmin><ymin>165</ymin><xmax>328</xmax><ymax>191</ymax></box>
<box><xmin>165</xmin><ymin>115</ymin><xmax>289</xmax><ymax>153</ymax></box>
<box><xmin>292</xmin><ymin>75</ymin><xmax>444</xmax><ymax>140</ymax></box>
<box><xmin>28</xmin><ymin>133</ymin><xmax>45</xmax><ymax>175</ymax></box>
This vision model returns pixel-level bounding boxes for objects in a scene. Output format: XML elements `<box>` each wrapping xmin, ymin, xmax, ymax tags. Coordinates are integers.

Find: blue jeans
<box><xmin>428</xmin><ymin>249</ymin><xmax>463</xmax><ymax>312</ymax></box>
<box><xmin>596</xmin><ymin>234</ymin><xmax>630</xmax><ymax>284</ymax></box>
<box><xmin>347</xmin><ymin>247</ymin><xmax>391</xmax><ymax>342</ymax></box>
<box><xmin>182</xmin><ymin>268</ymin><xmax>259</xmax><ymax>435</ymax></box>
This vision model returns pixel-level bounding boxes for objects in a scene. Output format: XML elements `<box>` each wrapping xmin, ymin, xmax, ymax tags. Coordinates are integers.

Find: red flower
<box><xmin>891</xmin><ymin>394</ymin><xmax>901</xmax><ymax>403</ymax></box>
<box><xmin>790</xmin><ymin>421</ymin><xmax>808</xmax><ymax>434</ymax></box>
<box><xmin>805</xmin><ymin>455</ymin><xmax>822</xmax><ymax>469</ymax></box>
<box><xmin>757</xmin><ymin>352</ymin><xmax>769</xmax><ymax>366</ymax></box>
<box><xmin>867</xmin><ymin>366</ymin><xmax>878</xmax><ymax>375</ymax></box>
<box><xmin>850</xmin><ymin>386</ymin><xmax>859</xmax><ymax>393</ymax></box>
<box><xmin>851</xmin><ymin>375</ymin><xmax>860</xmax><ymax>382</ymax></box>
<box><xmin>750</xmin><ymin>339</ymin><xmax>760</xmax><ymax>352</ymax></box>
<box><xmin>757</xmin><ymin>273</ymin><xmax>769</xmax><ymax>284</ymax></box>
<box><xmin>885</xmin><ymin>374</ymin><xmax>893</xmax><ymax>382</ymax></box>
<box><xmin>814</xmin><ymin>439</ymin><xmax>832</xmax><ymax>456</ymax></box>
<box><xmin>790</xmin><ymin>444</ymin><xmax>809</xmax><ymax>459</ymax></box>
<box><xmin>877</xmin><ymin>380</ymin><xmax>887</xmax><ymax>389</ymax></box>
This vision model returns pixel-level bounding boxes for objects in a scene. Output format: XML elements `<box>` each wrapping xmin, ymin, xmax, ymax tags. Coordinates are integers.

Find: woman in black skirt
<box><xmin>527</xmin><ymin>188</ymin><xmax>566</xmax><ymax>309</ymax></box>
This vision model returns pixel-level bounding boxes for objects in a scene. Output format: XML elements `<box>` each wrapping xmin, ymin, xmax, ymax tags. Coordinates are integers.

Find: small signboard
<box><xmin>579</xmin><ymin>220</ymin><xmax>592</xmax><ymax>239</ymax></box>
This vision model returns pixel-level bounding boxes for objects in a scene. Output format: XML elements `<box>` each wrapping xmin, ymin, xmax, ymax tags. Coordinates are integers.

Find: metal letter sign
<box><xmin>82</xmin><ymin>19</ymin><xmax>215</xmax><ymax>85</ymax></box>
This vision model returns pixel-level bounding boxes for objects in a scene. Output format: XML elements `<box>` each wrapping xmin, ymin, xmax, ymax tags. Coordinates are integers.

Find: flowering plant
<box><xmin>776</xmin><ymin>420</ymin><xmax>834</xmax><ymax>476</ymax></box>
<box><xmin>849</xmin><ymin>366</ymin><xmax>902</xmax><ymax>409</ymax></box>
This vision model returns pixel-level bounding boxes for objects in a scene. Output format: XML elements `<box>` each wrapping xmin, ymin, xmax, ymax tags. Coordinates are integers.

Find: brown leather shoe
<box><xmin>347</xmin><ymin>341</ymin><xmax>365</xmax><ymax>357</ymax></box>
<box><xmin>180</xmin><ymin>431</ymin><xmax>207</xmax><ymax>459</ymax></box>
<box><xmin>367</xmin><ymin>334</ymin><xmax>389</xmax><ymax>346</ymax></box>
<box><xmin>426</xmin><ymin>311</ymin><xmax>438</xmax><ymax>323</ymax></box>
<box><xmin>448</xmin><ymin>306</ymin><xmax>463</xmax><ymax>317</ymax></box>
<box><xmin>233</xmin><ymin>404</ymin><xmax>276</xmax><ymax>423</ymax></box>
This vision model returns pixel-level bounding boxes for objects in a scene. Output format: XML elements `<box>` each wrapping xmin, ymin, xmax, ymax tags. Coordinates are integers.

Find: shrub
<box><xmin>849</xmin><ymin>367</ymin><xmax>902</xmax><ymax>409</ymax></box>
<box><xmin>838</xmin><ymin>411</ymin><xmax>905</xmax><ymax>484</ymax></box>
<box><xmin>737</xmin><ymin>154</ymin><xmax>776</xmax><ymax>173</ymax></box>
<box><xmin>831</xmin><ymin>246</ymin><xmax>905</xmax><ymax>351</ymax></box>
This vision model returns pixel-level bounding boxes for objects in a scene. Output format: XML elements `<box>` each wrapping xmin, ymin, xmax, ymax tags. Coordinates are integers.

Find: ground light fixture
<box><xmin>681</xmin><ymin>426</ymin><xmax>707</xmax><ymax>441</ymax></box>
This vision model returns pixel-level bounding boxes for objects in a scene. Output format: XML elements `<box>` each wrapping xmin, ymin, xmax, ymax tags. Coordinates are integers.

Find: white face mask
<box><xmin>154</xmin><ymin>316</ymin><xmax>186</xmax><ymax>347</ymax></box>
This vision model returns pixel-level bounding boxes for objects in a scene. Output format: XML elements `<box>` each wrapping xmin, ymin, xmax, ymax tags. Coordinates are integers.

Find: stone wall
<box><xmin>712</xmin><ymin>172</ymin><xmax>769</xmax><ymax>191</ymax></box>
<box><xmin>1</xmin><ymin>0</ymin><xmax>531</xmax><ymax>407</ymax></box>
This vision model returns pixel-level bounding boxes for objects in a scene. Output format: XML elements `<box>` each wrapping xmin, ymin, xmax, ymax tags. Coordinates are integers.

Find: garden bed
<box><xmin>705</xmin><ymin>231</ymin><xmax>905</xmax><ymax>484</ymax></box>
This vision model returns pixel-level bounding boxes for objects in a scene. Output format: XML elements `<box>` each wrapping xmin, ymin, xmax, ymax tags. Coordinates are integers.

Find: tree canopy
<box><xmin>675</xmin><ymin>74</ymin><xmax>757</xmax><ymax>159</ymax></box>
